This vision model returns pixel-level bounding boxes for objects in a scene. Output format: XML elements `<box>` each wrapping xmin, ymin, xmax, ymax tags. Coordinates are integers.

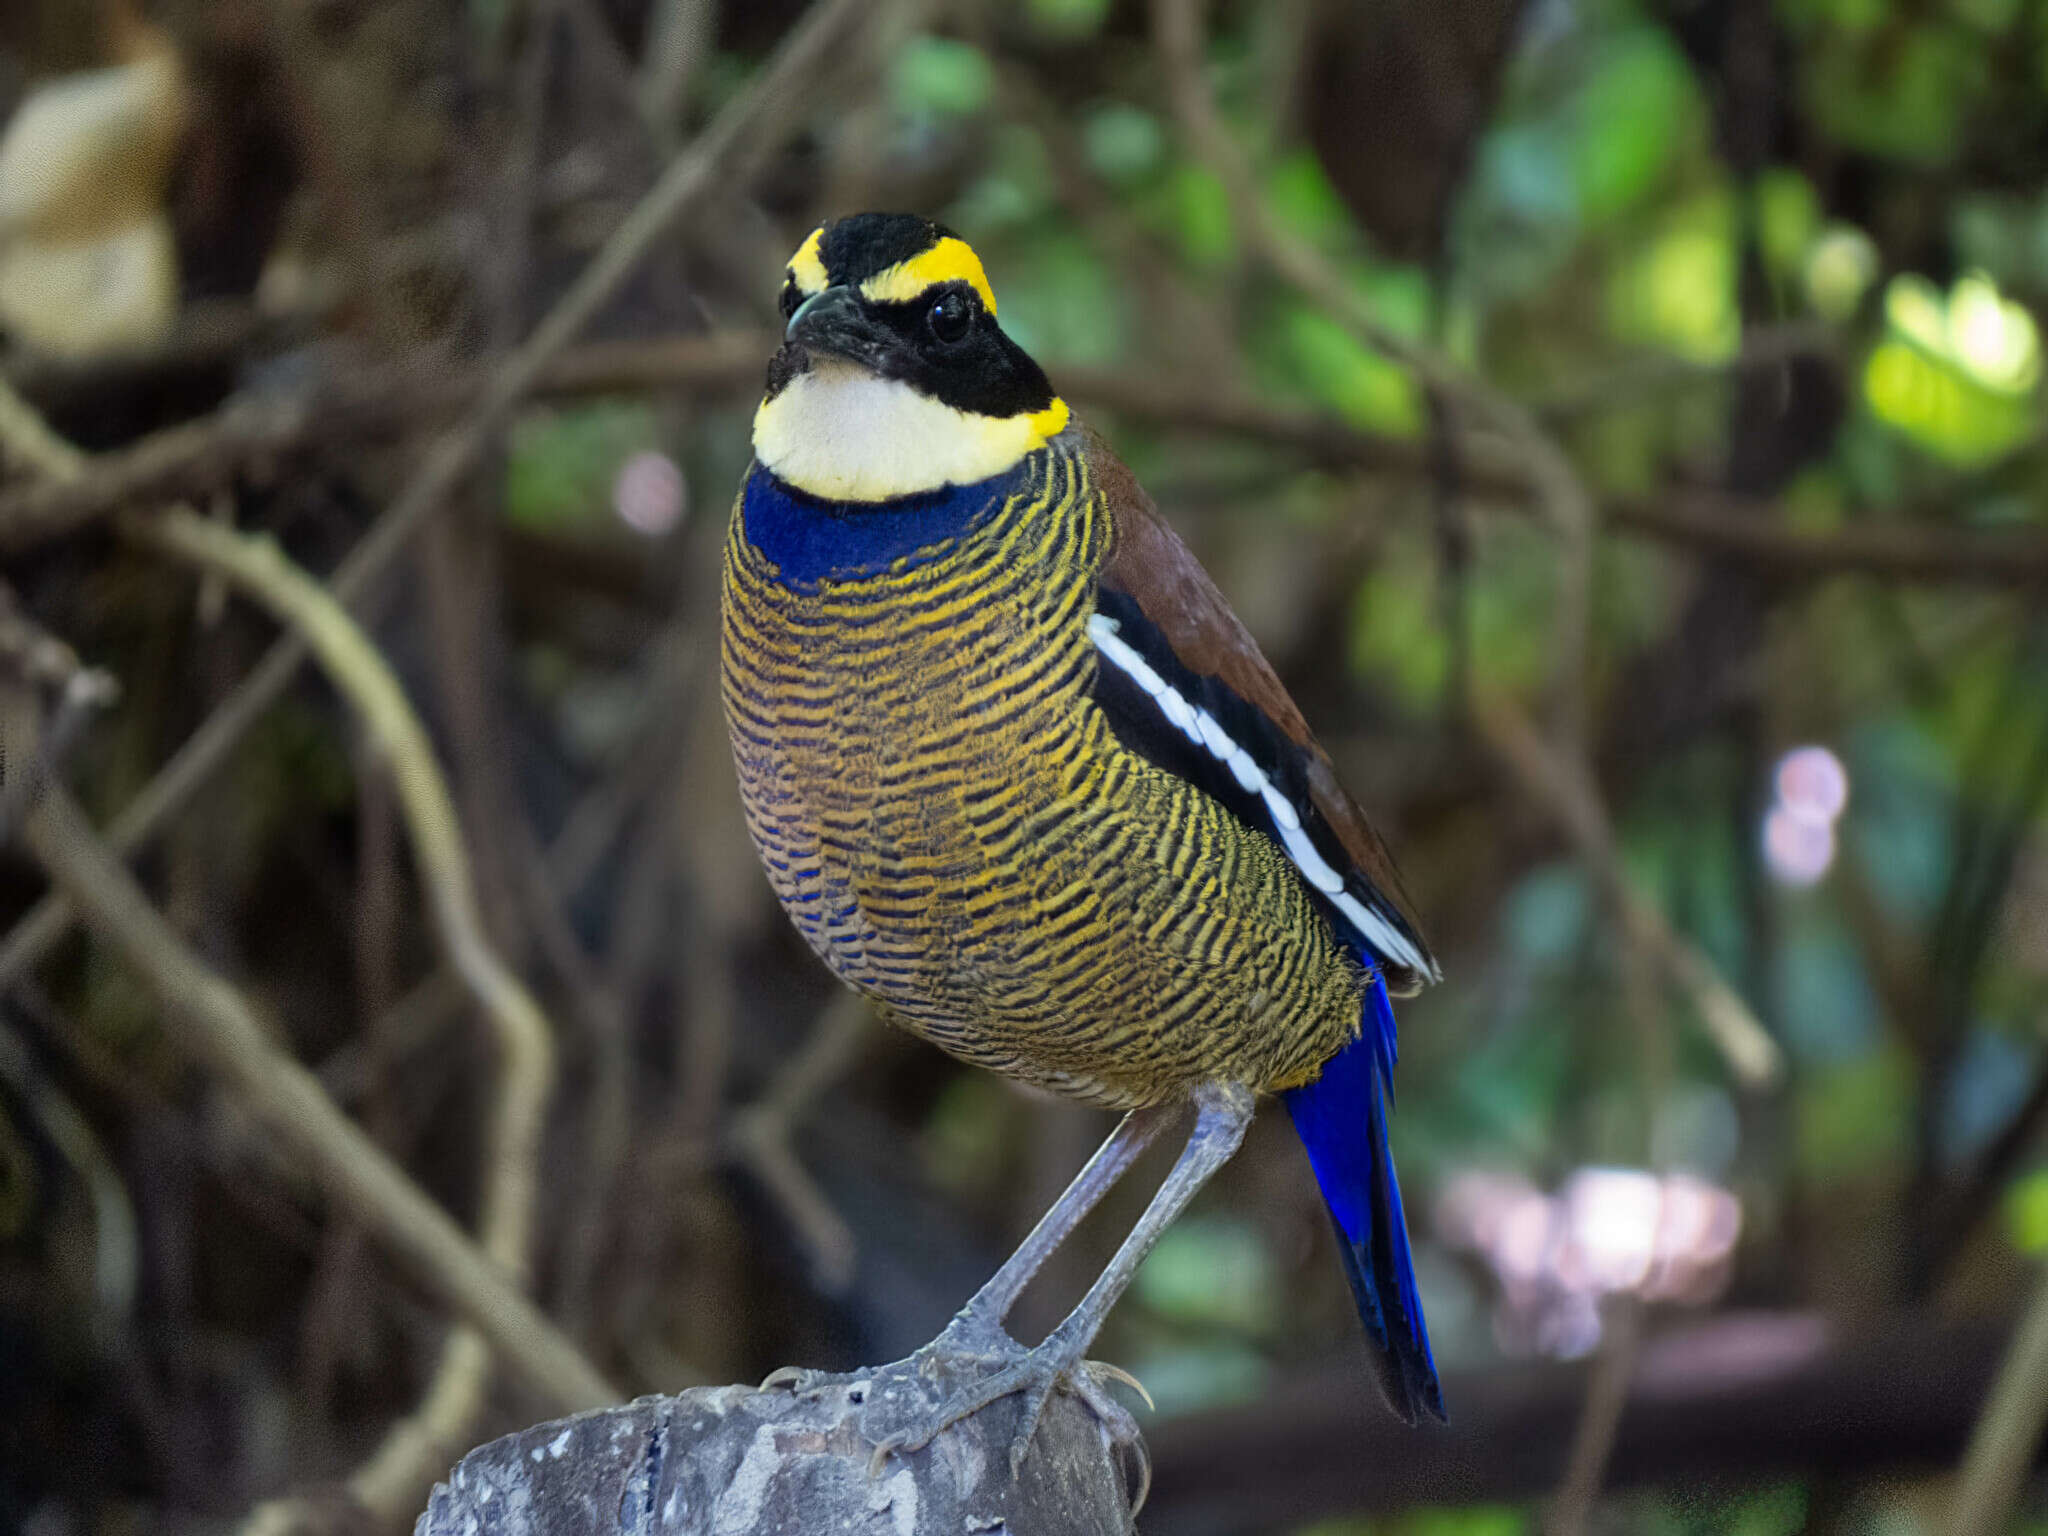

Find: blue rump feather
<box><xmin>1283</xmin><ymin>968</ymin><xmax>1445</xmax><ymax>1424</ymax></box>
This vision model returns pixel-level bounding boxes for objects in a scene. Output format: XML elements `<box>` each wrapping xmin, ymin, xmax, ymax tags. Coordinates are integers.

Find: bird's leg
<box><xmin>928</xmin><ymin>1100</ymin><xmax>1182</xmax><ymax>1361</ymax></box>
<box><xmin>874</xmin><ymin>1082</ymin><xmax>1253</xmax><ymax>1477</ymax></box>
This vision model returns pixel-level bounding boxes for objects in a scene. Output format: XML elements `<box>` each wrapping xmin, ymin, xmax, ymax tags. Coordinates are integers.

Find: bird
<box><xmin>720</xmin><ymin>212</ymin><xmax>1445</xmax><ymax>1474</ymax></box>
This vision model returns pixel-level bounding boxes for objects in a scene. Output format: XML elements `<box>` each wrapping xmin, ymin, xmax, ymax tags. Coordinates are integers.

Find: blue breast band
<box><xmin>740</xmin><ymin>463</ymin><xmax>1020</xmax><ymax>589</ymax></box>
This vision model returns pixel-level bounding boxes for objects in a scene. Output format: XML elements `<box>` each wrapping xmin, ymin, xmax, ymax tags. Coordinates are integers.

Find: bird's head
<box><xmin>752</xmin><ymin>213</ymin><xmax>1069</xmax><ymax>503</ymax></box>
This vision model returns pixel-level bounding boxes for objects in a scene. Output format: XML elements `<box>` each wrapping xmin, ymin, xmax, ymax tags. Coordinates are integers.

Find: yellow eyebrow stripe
<box><xmin>788</xmin><ymin>227</ymin><xmax>828</xmax><ymax>295</ymax></box>
<box><xmin>859</xmin><ymin>236</ymin><xmax>998</xmax><ymax>315</ymax></box>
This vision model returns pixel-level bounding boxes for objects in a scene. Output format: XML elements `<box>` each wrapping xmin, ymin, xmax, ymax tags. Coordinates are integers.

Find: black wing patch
<box><xmin>1086</xmin><ymin>587</ymin><xmax>1436</xmax><ymax>981</ymax></box>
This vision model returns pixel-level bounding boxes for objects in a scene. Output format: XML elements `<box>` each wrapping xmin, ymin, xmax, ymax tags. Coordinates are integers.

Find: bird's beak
<box><xmin>784</xmin><ymin>284</ymin><xmax>893</xmax><ymax>369</ymax></box>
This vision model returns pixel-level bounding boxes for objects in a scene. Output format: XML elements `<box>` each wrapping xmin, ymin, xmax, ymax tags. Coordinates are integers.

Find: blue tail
<box><xmin>1283</xmin><ymin>970</ymin><xmax>1445</xmax><ymax>1424</ymax></box>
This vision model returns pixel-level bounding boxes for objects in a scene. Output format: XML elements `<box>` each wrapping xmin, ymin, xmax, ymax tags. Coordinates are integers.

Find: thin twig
<box><xmin>726</xmin><ymin>992</ymin><xmax>875</xmax><ymax>1293</ymax></box>
<box><xmin>23</xmin><ymin>786</ymin><xmax>616</xmax><ymax>1413</ymax></box>
<box><xmin>1544</xmin><ymin>1297</ymin><xmax>1646</xmax><ymax>1536</ymax></box>
<box><xmin>635</xmin><ymin>0</ymin><xmax>715</xmax><ymax>148</ymax></box>
<box><xmin>1945</xmin><ymin>1256</ymin><xmax>2048</xmax><ymax>1536</ymax></box>
<box><xmin>0</xmin><ymin>580</ymin><xmax>121</xmax><ymax>841</ymax></box>
<box><xmin>1531</xmin><ymin>322</ymin><xmax>1840</xmax><ymax>422</ymax></box>
<box><xmin>1604</xmin><ymin>489</ymin><xmax>2048</xmax><ymax>586</ymax></box>
<box><xmin>0</xmin><ymin>0</ymin><xmax>871</xmax><ymax>996</ymax></box>
<box><xmin>1548</xmin><ymin>886</ymin><xmax>1667</xmax><ymax>1528</ymax></box>
<box><xmin>540</xmin><ymin>329</ymin><xmax>775</xmax><ymax>398</ymax></box>
<box><xmin>0</xmin><ymin>374</ymin><xmax>89</xmax><ymax>482</ymax></box>
<box><xmin>1926</xmin><ymin>1061</ymin><xmax>2048</xmax><ymax>1287</ymax></box>
<box><xmin>0</xmin><ymin>330</ymin><xmax>768</xmax><ymax>555</ymax></box>
<box><xmin>129</xmin><ymin>504</ymin><xmax>570</xmax><ymax>1525</ymax></box>
<box><xmin>0</xmin><ymin>1018</ymin><xmax>138</xmax><ymax>1325</ymax></box>
<box><xmin>1473</xmin><ymin>690</ymin><xmax>1782</xmax><ymax>1089</ymax></box>
<box><xmin>0</xmin><ymin>377</ymin><xmax>415</xmax><ymax>553</ymax></box>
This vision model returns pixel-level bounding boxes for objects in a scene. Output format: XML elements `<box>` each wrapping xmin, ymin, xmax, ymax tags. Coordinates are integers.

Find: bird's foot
<box><xmin>915</xmin><ymin>1300</ymin><xmax>1028</xmax><ymax>1371</ymax></box>
<box><xmin>866</xmin><ymin>1320</ymin><xmax>1150</xmax><ymax>1483</ymax></box>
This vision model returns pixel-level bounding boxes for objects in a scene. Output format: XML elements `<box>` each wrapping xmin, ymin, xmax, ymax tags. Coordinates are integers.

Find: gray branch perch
<box><xmin>416</xmin><ymin>1355</ymin><xmax>1143</xmax><ymax>1536</ymax></box>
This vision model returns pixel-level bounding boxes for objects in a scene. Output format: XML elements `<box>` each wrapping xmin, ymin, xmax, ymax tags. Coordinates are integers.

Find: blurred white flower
<box><xmin>1764</xmin><ymin>804</ymin><xmax>1836</xmax><ymax>887</ymax></box>
<box><xmin>1763</xmin><ymin>744</ymin><xmax>1849</xmax><ymax>886</ymax></box>
<box><xmin>1774</xmin><ymin>744</ymin><xmax>1849</xmax><ymax>824</ymax></box>
<box><xmin>613</xmin><ymin>450</ymin><xmax>687</xmax><ymax>536</ymax></box>
<box><xmin>1436</xmin><ymin>1166</ymin><xmax>1742</xmax><ymax>1358</ymax></box>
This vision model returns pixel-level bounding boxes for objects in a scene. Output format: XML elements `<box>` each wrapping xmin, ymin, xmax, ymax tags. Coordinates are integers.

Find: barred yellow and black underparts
<box><xmin>723</xmin><ymin>442</ymin><xmax>1366</xmax><ymax>1107</ymax></box>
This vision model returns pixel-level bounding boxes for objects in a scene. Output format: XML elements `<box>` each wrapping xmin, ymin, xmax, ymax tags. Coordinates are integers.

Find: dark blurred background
<box><xmin>1</xmin><ymin>0</ymin><xmax>2046</xmax><ymax>1532</ymax></box>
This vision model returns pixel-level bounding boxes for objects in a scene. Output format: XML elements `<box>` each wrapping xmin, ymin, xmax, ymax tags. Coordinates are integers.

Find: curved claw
<box><xmin>1118</xmin><ymin>1427</ymin><xmax>1153</xmax><ymax>1520</ymax></box>
<box><xmin>1085</xmin><ymin>1360</ymin><xmax>1154</xmax><ymax>1412</ymax></box>
<box><xmin>866</xmin><ymin>1432</ymin><xmax>908</xmax><ymax>1479</ymax></box>
<box><xmin>758</xmin><ymin>1365</ymin><xmax>813</xmax><ymax>1393</ymax></box>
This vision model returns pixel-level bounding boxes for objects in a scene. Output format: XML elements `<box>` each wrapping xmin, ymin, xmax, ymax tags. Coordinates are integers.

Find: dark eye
<box><xmin>927</xmin><ymin>290</ymin><xmax>972</xmax><ymax>345</ymax></box>
<box><xmin>779</xmin><ymin>281</ymin><xmax>801</xmax><ymax>320</ymax></box>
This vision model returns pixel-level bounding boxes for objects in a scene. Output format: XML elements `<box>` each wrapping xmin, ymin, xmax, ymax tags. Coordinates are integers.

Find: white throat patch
<box><xmin>753</xmin><ymin>359</ymin><xmax>1062</xmax><ymax>502</ymax></box>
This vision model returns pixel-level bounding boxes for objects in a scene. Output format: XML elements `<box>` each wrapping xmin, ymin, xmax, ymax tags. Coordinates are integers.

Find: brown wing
<box><xmin>1080</xmin><ymin>421</ymin><xmax>1439</xmax><ymax>994</ymax></box>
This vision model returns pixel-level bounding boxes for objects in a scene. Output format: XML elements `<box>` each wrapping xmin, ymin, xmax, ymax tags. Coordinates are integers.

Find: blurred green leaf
<box><xmin>1124</xmin><ymin>1338</ymin><xmax>1270</xmax><ymax>1413</ymax></box>
<box><xmin>1157</xmin><ymin>162</ymin><xmax>1237</xmax><ymax>268</ymax></box>
<box><xmin>1266</xmin><ymin>149</ymin><xmax>1352</xmax><ymax>250</ymax></box>
<box><xmin>1847</xmin><ymin>719</ymin><xmax>1955</xmax><ymax>926</ymax></box>
<box><xmin>1349</xmin><ymin>529</ymin><xmax>1447</xmax><ymax>711</ymax></box>
<box><xmin>949</xmin><ymin>123</ymin><xmax>1056</xmax><ymax>232</ymax></box>
<box><xmin>890</xmin><ymin>35</ymin><xmax>994</xmax><ymax>118</ymax></box>
<box><xmin>987</xmin><ymin>225</ymin><xmax>1122</xmax><ymax>365</ymax></box>
<box><xmin>1863</xmin><ymin>269</ymin><xmax>2041</xmax><ymax>462</ymax></box>
<box><xmin>1025</xmin><ymin>0</ymin><xmax>1110</xmax><ymax>41</ymax></box>
<box><xmin>1447</xmin><ymin>1012</ymin><xmax>1573</xmax><ymax>1159</ymax></box>
<box><xmin>1797</xmin><ymin>1046</ymin><xmax>1914</xmax><ymax>1178</ymax></box>
<box><xmin>919</xmin><ymin>1075</ymin><xmax>1014</xmax><ymax>1197</ymax></box>
<box><xmin>505</xmin><ymin>400</ymin><xmax>660</xmax><ymax>533</ymax></box>
<box><xmin>1804</xmin><ymin>22</ymin><xmax>1983</xmax><ymax>166</ymax></box>
<box><xmin>1134</xmin><ymin>1213</ymin><xmax>1279</xmax><ymax>1333</ymax></box>
<box><xmin>1572</xmin><ymin>31</ymin><xmax>1695</xmax><ymax>220</ymax></box>
<box><xmin>1756</xmin><ymin>168</ymin><xmax>1823</xmax><ymax>281</ymax></box>
<box><xmin>2006</xmin><ymin>1167</ymin><xmax>2048</xmax><ymax>1254</ymax></box>
<box><xmin>1864</xmin><ymin>339</ymin><xmax>2039</xmax><ymax>463</ymax></box>
<box><xmin>1607</xmin><ymin>188</ymin><xmax>1739</xmax><ymax>361</ymax></box>
<box><xmin>1352</xmin><ymin>1505</ymin><xmax>1529</xmax><ymax>1536</ymax></box>
<box><xmin>1503</xmin><ymin>862</ymin><xmax>1593</xmax><ymax>965</ymax></box>
<box><xmin>1952</xmin><ymin>193</ymin><xmax>2036</xmax><ymax>287</ymax></box>
<box><xmin>1273</xmin><ymin>303</ymin><xmax>1423</xmax><ymax>434</ymax></box>
<box><xmin>1805</xmin><ymin>222</ymin><xmax>1880</xmax><ymax>321</ymax></box>
<box><xmin>1942</xmin><ymin>1031</ymin><xmax>2038</xmax><ymax>1163</ymax></box>
<box><xmin>1646</xmin><ymin>1483</ymin><xmax>1807</xmax><ymax>1535</ymax></box>
<box><xmin>1469</xmin><ymin>522</ymin><xmax>1562</xmax><ymax>697</ymax></box>
<box><xmin>1779</xmin><ymin>0</ymin><xmax>1889</xmax><ymax>40</ymax></box>
<box><xmin>1775</xmin><ymin>916</ymin><xmax>1882</xmax><ymax>1065</ymax></box>
<box><xmin>1082</xmin><ymin>103</ymin><xmax>1164</xmax><ymax>185</ymax></box>
<box><xmin>1405</xmin><ymin>1509</ymin><xmax>1529</xmax><ymax>1536</ymax></box>
<box><xmin>1952</xmin><ymin>0</ymin><xmax>2024</xmax><ymax>34</ymax></box>
<box><xmin>1482</xmin><ymin>125</ymin><xmax>1576</xmax><ymax>230</ymax></box>
<box><xmin>1594</xmin><ymin>540</ymin><xmax>1684</xmax><ymax>663</ymax></box>
<box><xmin>1352</xmin><ymin>259</ymin><xmax>1434</xmax><ymax>342</ymax></box>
